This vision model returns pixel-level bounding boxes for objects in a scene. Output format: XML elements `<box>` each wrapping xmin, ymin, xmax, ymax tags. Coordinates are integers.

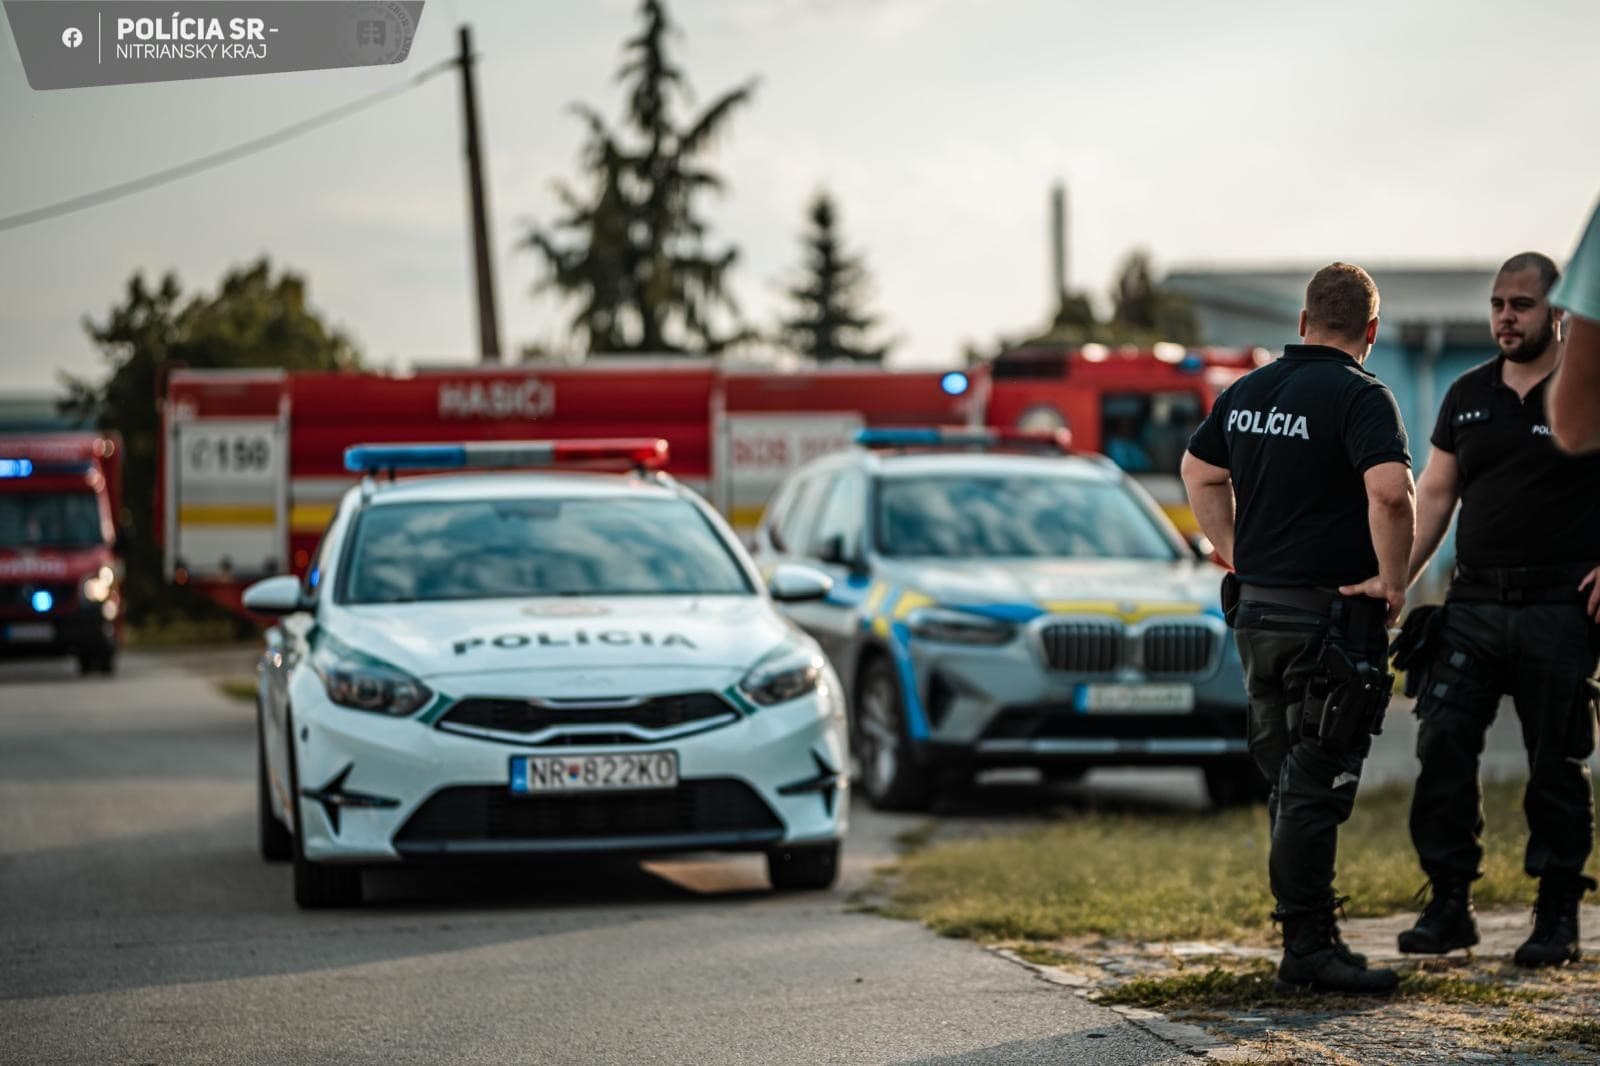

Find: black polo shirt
<box><xmin>1431</xmin><ymin>358</ymin><xmax>1600</xmax><ymax>568</ymax></box>
<box><xmin>1187</xmin><ymin>344</ymin><xmax>1411</xmax><ymax>587</ymax></box>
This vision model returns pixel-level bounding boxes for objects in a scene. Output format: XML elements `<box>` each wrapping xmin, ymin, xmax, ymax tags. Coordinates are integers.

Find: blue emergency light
<box><xmin>940</xmin><ymin>372</ymin><xmax>970</xmax><ymax>396</ymax></box>
<box><xmin>854</xmin><ymin>426</ymin><xmax>1072</xmax><ymax>453</ymax></box>
<box><xmin>31</xmin><ymin>590</ymin><xmax>53</xmax><ymax>613</ymax></box>
<box><xmin>0</xmin><ymin>459</ymin><xmax>34</xmax><ymax>478</ymax></box>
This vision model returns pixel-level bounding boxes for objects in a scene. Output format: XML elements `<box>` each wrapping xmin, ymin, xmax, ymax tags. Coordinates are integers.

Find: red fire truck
<box><xmin>0</xmin><ymin>433</ymin><xmax>126</xmax><ymax>672</ymax></box>
<box><xmin>160</xmin><ymin>347</ymin><xmax>1257</xmax><ymax>616</ymax></box>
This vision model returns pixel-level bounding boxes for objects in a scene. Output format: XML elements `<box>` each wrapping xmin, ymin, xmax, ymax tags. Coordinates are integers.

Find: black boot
<box><xmin>1397</xmin><ymin>878</ymin><xmax>1478</xmax><ymax>955</ymax></box>
<box><xmin>1275</xmin><ymin>907</ymin><xmax>1400</xmax><ymax>996</ymax></box>
<box><xmin>1513</xmin><ymin>874</ymin><xmax>1596</xmax><ymax>968</ymax></box>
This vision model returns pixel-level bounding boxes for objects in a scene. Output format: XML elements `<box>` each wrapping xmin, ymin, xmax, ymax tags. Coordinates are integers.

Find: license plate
<box><xmin>1076</xmin><ymin>683</ymin><xmax>1195</xmax><ymax>714</ymax></box>
<box><xmin>510</xmin><ymin>751</ymin><xmax>679</xmax><ymax>794</ymax></box>
<box><xmin>4</xmin><ymin>622</ymin><xmax>54</xmax><ymax>643</ymax></box>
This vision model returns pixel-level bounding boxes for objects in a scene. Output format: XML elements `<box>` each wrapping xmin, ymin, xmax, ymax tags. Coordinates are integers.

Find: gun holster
<box><xmin>1301</xmin><ymin>642</ymin><xmax>1393</xmax><ymax>748</ymax></box>
<box><xmin>1220</xmin><ymin>572</ymin><xmax>1242</xmax><ymax>629</ymax></box>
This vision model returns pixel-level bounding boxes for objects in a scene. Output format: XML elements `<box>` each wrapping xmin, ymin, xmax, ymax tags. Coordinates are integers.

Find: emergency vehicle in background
<box><xmin>160</xmin><ymin>345</ymin><xmax>1259</xmax><ymax>615</ymax></box>
<box><xmin>0</xmin><ymin>433</ymin><xmax>125</xmax><ymax>673</ymax></box>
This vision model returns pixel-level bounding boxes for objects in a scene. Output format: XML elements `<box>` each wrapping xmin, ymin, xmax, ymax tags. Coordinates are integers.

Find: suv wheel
<box><xmin>856</xmin><ymin>657</ymin><xmax>932</xmax><ymax>811</ymax></box>
<box><xmin>1203</xmin><ymin>758</ymin><xmax>1269</xmax><ymax>808</ymax></box>
<box><xmin>258</xmin><ymin>710</ymin><xmax>291</xmax><ymax>863</ymax></box>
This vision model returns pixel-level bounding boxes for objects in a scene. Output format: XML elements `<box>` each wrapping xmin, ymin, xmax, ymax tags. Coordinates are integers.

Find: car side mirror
<box><xmin>1187</xmin><ymin>533</ymin><xmax>1214</xmax><ymax>561</ymax></box>
<box><xmin>242</xmin><ymin>575</ymin><xmax>309</xmax><ymax>616</ymax></box>
<box><xmin>768</xmin><ymin>563</ymin><xmax>834</xmax><ymax>603</ymax></box>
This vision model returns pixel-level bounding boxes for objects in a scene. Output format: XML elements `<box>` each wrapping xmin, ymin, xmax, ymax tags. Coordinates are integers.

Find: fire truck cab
<box><xmin>0</xmin><ymin>433</ymin><xmax>125</xmax><ymax>673</ymax></box>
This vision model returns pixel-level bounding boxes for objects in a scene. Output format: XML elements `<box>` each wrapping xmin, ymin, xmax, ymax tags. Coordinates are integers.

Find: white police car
<box><xmin>245</xmin><ymin>439</ymin><xmax>848</xmax><ymax>908</ymax></box>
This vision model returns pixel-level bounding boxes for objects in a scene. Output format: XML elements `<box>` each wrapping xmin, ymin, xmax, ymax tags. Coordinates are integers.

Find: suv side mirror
<box><xmin>242</xmin><ymin>575</ymin><xmax>309</xmax><ymax>616</ymax></box>
<box><xmin>1187</xmin><ymin>532</ymin><xmax>1216</xmax><ymax>561</ymax></box>
<box><xmin>817</xmin><ymin>533</ymin><xmax>848</xmax><ymax>566</ymax></box>
<box><xmin>768</xmin><ymin>564</ymin><xmax>834</xmax><ymax>603</ymax></box>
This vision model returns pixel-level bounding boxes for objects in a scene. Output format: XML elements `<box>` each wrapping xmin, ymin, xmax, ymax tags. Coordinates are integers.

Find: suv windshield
<box><xmin>876</xmin><ymin>474</ymin><xmax>1179</xmax><ymax>561</ymax></box>
<box><xmin>0</xmin><ymin>492</ymin><xmax>105</xmax><ymax>548</ymax></box>
<box><xmin>338</xmin><ymin>496</ymin><xmax>754</xmax><ymax>604</ymax></box>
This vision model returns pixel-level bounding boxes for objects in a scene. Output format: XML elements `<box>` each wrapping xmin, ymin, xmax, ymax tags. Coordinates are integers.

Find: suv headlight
<box><xmin>907</xmin><ymin>606</ymin><xmax>1016</xmax><ymax>646</ymax></box>
<box><xmin>311</xmin><ymin>636</ymin><xmax>432</xmax><ymax>716</ymax></box>
<box><xmin>81</xmin><ymin>566</ymin><xmax>116</xmax><ymax>603</ymax></box>
<box><xmin>739</xmin><ymin>639</ymin><xmax>825</xmax><ymax>707</ymax></box>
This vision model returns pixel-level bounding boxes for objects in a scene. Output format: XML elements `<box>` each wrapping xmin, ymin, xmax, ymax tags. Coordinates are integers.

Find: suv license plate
<box><xmin>1076</xmin><ymin>683</ymin><xmax>1195</xmax><ymax>714</ymax></box>
<box><xmin>511</xmin><ymin>752</ymin><xmax>679</xmax><ymax>795</ymax></box>
<box><xmin>4</xmin><ymin>622</ymin><xmax>54</xmax><ymax>643</ymax></box>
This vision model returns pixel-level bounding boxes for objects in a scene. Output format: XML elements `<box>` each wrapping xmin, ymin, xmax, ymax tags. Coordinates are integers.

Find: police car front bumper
<box><xmin>897</xmin><ymin>614</ymin><xmax>1249</xmax><ymax>767</ymax></box>
<box><xmin>286</xmin><ymin>668</ymin><xmax>850</xmax><ymax>864</ymax></box>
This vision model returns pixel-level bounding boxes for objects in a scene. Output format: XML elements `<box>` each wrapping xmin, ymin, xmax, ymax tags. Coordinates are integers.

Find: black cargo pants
<box><xmin>1409</xmin><ymin>600</ymin><xmax>1599</xmax><ymax>883</ymax></box>
<box><xmin>1234</xmin><ymin>599</ymin><xmax>1388</xmax><ymax>917</ymax></box>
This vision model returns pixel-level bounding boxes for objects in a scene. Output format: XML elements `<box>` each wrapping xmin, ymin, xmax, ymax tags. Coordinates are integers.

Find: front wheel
<box><xmin>1203</xmin><ymin>758</ymin><xmax>1270</xmax><ymax>808</ymax></box>
<box><xmin>855</xmin><ymin>657</ymin><xmax>932</xmax><ymax>811</ymax></box>
<box><xmin>767</xmin><ymin>842</ymin><xmax>840</xmax><ymax>891</ymax></box>
<box><xmin>258</xmin><ymin>709</ymin><xmax>291</xmax><ymax>863</ymax></box>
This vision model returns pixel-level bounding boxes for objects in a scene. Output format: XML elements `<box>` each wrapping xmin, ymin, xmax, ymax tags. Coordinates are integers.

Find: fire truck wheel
<box><xmin>856</xmin><ymin>657</ymin><xmax>932</xmax><ymax>811</ymax></box>
<box><xmin>286</xmin><ymin>710</ymin><xmax>363</xmax><ymax>908</ymax></box>
<box><xmin>258</xmin><ymin>710</ymin><xmax>291</xmax><ymax>863</ymax></box>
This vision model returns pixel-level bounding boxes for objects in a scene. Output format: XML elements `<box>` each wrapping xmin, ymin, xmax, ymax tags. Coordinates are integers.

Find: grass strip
<box><xmin>885</xmin><ymin>779</ymin><xmax>1575</xmax><ymax>942</ymax></box>
<box><xmin>216</xmin><ymin>678</ymin><xmax>258</xmax><ymax>703</ymax></box>
<box><xmin>1096</xmin><ymin>962</ymin><xmax>1552</xmax><ymax>1011</ymax></box>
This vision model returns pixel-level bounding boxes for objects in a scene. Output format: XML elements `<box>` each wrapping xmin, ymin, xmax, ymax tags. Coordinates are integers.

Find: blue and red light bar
<box><xmin>854</xmin><ymin>427</ymin><xmax>1072</xmax><ymax>453</ymax></box>
<box><xmin>344</xmin><ymin>438</ymin><xmax>670</xmax><ymax>474</ymax></box>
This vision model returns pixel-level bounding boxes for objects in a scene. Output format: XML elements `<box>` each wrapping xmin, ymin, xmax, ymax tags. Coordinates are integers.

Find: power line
<box><xmin>0</xmin><ymin>57</ymin><xmax>458</xmax><ymax>234</ymax></box>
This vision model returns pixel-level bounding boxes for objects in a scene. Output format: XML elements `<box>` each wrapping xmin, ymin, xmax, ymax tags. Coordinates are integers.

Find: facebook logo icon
<box><xmin>61</xmin><ymin>26</ymin><xmax>83</xmax><ymax>48</ymax></box>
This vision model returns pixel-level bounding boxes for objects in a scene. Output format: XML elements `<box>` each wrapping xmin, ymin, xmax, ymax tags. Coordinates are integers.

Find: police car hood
<box><xmin>880</xmin><ymin>557</ymin><xmax>1225</xmax><ymax>612</ymax></box>
<box><xmin>334</xmin><ymin>595</ymin><xmax>796</xmax><ymax>683</ymax></box>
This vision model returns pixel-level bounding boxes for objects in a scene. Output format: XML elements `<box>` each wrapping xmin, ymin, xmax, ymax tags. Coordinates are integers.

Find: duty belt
<box><xmin>1449</xmin><ymin>562</ymin><xmax>1594</xmax><ymax>605</ymax></box>
<box><xmin>1238</xmin><ymin>584</ymin><xmax>1339</xmax><ymax>614</ymax></box>
<box><xmin>1238</xmin><ymin>584</ymin><xmax>1388</xmax><ymax>647</ymax></box>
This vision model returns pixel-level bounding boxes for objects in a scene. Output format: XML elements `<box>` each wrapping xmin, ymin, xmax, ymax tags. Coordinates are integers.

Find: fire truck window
<box><xmin>337</xmin><ymin>496</ymin><xmax>754</xmax><ymax>604</ymax></box>
<box><xmin>807</xmin><ymin>470</ymin><xmax>865</xmax><ymax>562</ymax></box>
<box><xmin>1100</xmin><ymin>392</ymin><xmax>1203</xmax><ymax>476</ymax></box>
<box><xmin>0</xmin><ymin>492</ymin><xmax>103</xmax><ymax>548</ymax></box>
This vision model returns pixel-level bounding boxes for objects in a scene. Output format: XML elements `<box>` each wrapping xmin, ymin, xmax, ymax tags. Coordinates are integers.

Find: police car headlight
<box><xmin>739</xmin><ymin>641</ymin><xmax>824</xmax><ymax>707</ymax></box>
<box><xmin>907</xmin><ymin>607</ymin><xmax>1015</xmax><ymax>646</ymax></box>
<box><xmin>81</xmin><ymin>566</ymin><xmax>116</xmax><ymax>603</ymax></box>
<box><xmin>311</xmin><ymin>639</ymin><xmax>432</xmax><ymax>716</ymax></box>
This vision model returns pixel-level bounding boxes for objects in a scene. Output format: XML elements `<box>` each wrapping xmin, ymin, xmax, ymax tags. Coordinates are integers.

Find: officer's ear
<box><xmin>1298</xmin><ymin>310</ymin><xmax>1309</xmax><ymax>339</ymax></box>
<box><xmin>1364</xmin><ymin>317</ymin><xmax>1380</xmax><ymax>346</ymax></box>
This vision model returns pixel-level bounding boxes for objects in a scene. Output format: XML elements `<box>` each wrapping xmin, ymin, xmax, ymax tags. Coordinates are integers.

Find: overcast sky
<box><xmin>2</xmin><ymin>0</ymin><xmax>1598</xmax><ymax>391</ymax></box>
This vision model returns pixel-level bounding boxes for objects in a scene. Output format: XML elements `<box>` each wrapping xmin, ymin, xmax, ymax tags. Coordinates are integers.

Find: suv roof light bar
<box><xmin>853</xmin><ymin>426</ymin><xmax>1072</xmax><ymax>454</ymax></box>
<box><xmin>344</xmin><ymin>438</ymin><xmax>670</xmax><ymax>475</ymax></box>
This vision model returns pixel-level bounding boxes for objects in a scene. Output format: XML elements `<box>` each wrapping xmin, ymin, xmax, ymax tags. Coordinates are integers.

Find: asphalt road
<box><xmin>0</xmin><ymin>649</ymin><xmax>1195</xmax><ymax>1066</ymax></box>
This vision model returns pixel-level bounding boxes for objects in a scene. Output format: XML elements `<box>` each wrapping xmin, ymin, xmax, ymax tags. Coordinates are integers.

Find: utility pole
<box><xmin>457</xmin><ymin>24</ymin><xmax>502</xmax><ymax>363</ymax></box>
<box><xmin>1050</xmin><ymin>181</ymin><xmax>1069</xmax><ymax>311</ymax></box>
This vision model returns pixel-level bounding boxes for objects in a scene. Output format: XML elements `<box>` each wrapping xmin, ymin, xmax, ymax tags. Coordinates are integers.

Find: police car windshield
<box><xmin>0</xmin><ymin>492</ymin><xmax>105</xmax><ymax>548</ymax></box>
<box><xmin>875</xmin><ymin>474</ymin><xmax>1180</xmax><ymax>561</ymax></box>
<box><xmin>338</xmin><ymin>496</ymin><xmax>754</xmax><ymax>603</ymax></box>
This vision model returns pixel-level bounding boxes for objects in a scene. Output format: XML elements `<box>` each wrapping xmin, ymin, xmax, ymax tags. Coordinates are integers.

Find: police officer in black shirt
<box><xmin>1183</xmin><ymin>262</ymin><xmax>1415</xmax><ymax>995</ymax></box>
<box><xmin>1396</xmin><ymin>252</ymin><xmax>1600</xmax><ymax>966</ymax></box>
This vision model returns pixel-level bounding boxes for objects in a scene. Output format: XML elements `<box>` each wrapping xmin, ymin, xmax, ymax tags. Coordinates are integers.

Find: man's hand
<box><xmin>1580</xmin><ymin>566</ymin><xmax>1600</xmax><ymax>622</ymax></box>
<box><xmin>1338</xmin><ymin>575</ymin><xmax>1405</xmax><ymax>627</ymax></box>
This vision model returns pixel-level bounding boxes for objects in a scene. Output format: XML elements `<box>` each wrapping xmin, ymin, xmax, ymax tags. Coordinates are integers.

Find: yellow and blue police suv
<box><xmin>246</xmin><ymin>440</ymin><xmax>848</xmax><ymax>907</ymax></box>
<box><xmin>752</xmin><ymin>428</ymin><xmax>1255</xmax><ymax>811</ymax></box>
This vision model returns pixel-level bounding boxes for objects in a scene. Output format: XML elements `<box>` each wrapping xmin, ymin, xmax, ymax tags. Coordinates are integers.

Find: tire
<box><xmin>855</xmin><ymin>656</ymin><xmax>932</xmax><ymax>811</ymax></box>
<box><xmin>258</xmin><ymin>709</ymin><xmax>291</xmax><ymax>863</ymax></box>
<box><xmin>1203</xmin><ymin>758</ymin><xmax>1270</xmax><ymax>808</ymax></box>
<box><xmin>767</xmin><ymin>841</ymin><xmax>840</xmax><ymax>891</ymax></box>
<box><xmin>1042</xmin><ymin>766</ymin><xmax>1089</xmax><ymax>787</ymax></box>
<box><xmin>286</xmin><ymin>711</ymin><xmax>362</xmax><ymax>908</ymax></box>
<box><xmin>76</xmin><ymin>646</ymin><xmax>114</xmax><ymax>675</ymax></box>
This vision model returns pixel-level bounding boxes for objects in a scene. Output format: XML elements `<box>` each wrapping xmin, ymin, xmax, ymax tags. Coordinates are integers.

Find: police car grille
<box><xmin>440</xmin><ymin>692</ymin><xmax>735</xmax><ymax>738</ymax></box>
<box><xmin>1039</xmin><ymin>621</ymin><xmax>1123</xmax><ymax>672</ymax></box>
<box><xmin>0</xmin><ymin>581</ymin><xmax>75</xmax><ymax>609</ymax></box>
<box><xmin>1142</xmin><ymin>623</ymin><xmax>1216</xmax><ymax>675</ymax></box>
<box><xmin>394</xmin><ymin>779</ymin><xmax>783</xmax><ymax>844</ymax></box>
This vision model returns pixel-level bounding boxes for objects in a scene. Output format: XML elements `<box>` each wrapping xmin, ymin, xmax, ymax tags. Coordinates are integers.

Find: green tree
<box><xmin>524</xmin><ymin>0</ymin><xmax>756</xmax><ymax>354</ymax></box>
<box><xmin>1111</xmin><ymin>248</ymin><xmax>1199</xmax><ymax>345</ymax></box>
<box><xmin>779</xmin><ymin>191</ymin><xmax>893</xmax><ymax>362</ymax></box>
<box><xmin>64</xmin><ymin>259</ymin><xmax>356</xmax><ymax>621</ymax></box>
